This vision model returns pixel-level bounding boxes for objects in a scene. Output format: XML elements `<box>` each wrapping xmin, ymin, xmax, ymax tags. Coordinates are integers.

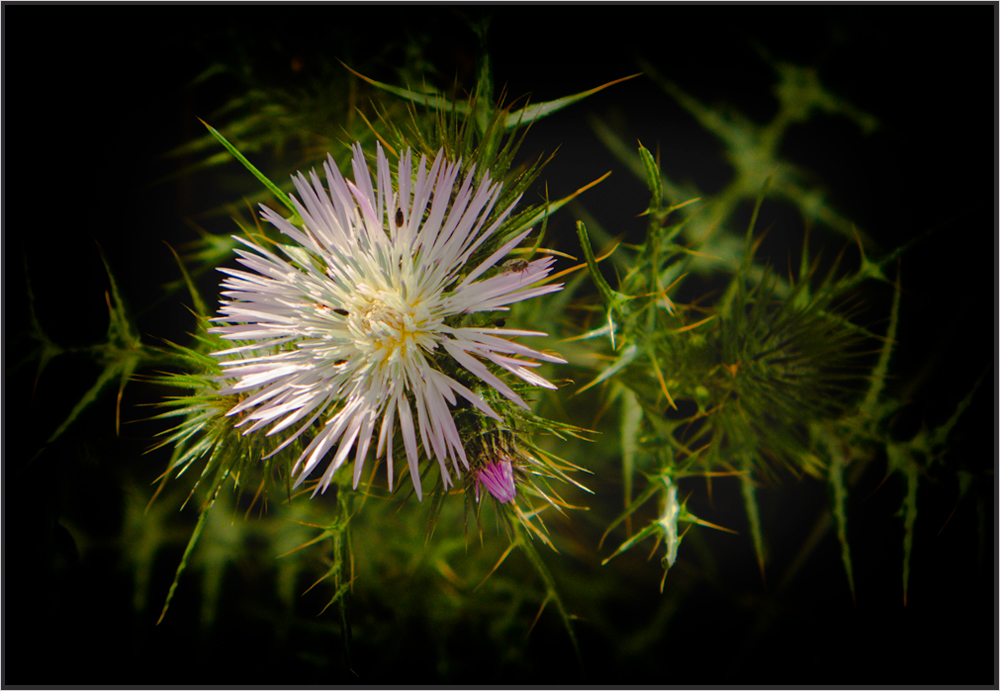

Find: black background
<box><xmin>3</xmin><ymin>5</ymin><xmax>996</xmax><ymax>687</ymax></box>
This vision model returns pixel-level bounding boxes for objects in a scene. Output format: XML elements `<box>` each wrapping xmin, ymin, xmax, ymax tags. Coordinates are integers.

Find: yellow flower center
<box><xmin>348</xmin><ymin>288</ymin><xmax>440</xmax><ymax>367</ymax></box>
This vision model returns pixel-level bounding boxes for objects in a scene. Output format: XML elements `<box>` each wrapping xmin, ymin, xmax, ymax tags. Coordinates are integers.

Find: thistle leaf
<box><xmin>339</xmin><ymin>60</ymin><xmax>468</xmax><ymax>114</ymax></box>
<box><xmin>515</xmin><ymin>522</ymin><xmax>582</xmax><ymax>669</ymax></box>
<box><xmin>740</xmin><ymin>468</ymin><xmax>767</xmax><ymax>583</ymax></box>
<box><xmin>657</xmin><ymin>474</ymin><xmax>682</xmax><ymax>571</ymax></box>
<box><xmin>164</xmin><ymin>241</ymin><xmax>209</xmax><ymax>318</ymax></box>
<box><xmin>31</xmin><ymin>247</ymin><xmax>153</xmax><ymax>458</ymax></box>
<box><xmin>576</xmin><ymin>220</ymin><xmax>629</xmax><ymax>348</ymax></box>
<box><xmin>637</xmin><ymin>143</ymin><xmax>663</xmax><ymax>217</ymax></box>
<box><xmin>199</xmin><ymin>118</ymin><xmax>301</xmax><ymax>222</ymax></box>
<box><xmin>928</xmin><ymin>369</ymin><xmax>987</xmax><ymax>452</ymax></box>
<box><xmin>888</xmin><ymin>442</ymin><xmax>920</xmax><ymax>607</ymax></box>
<box><xmin>620</xmin><ymin>385</ymin><xmax>643</xmax><ymax>513</ymax></box>
<box><xmin>157</xmin><ymin>496</ymin><xmax>214</xmax><ymax>625</ymax></box>
<box><xmin>510</xmin><ymin>172</ymin><xmax>611</xmax><ymax>238</ymax></box>
<box><xmin>861</xmin><ymin>267</ymin><xmax>901</xmax><ymax>419</ymax></box>
<box><xmin>506</xmin><ymin>74</ymin><xmax>641</xmax><ymax>131</ymax></box>
<box><xmin>826</xmin><ymin>436</ymin><xmax>856</xmax><ymax>602</ymax></box>
<box><xmin>22</xmin><ymin>257</ymin><xmax>65</xmax><ymax>402</ymax></box>
<box><xmin>601</xmin><ymin>521</ymin><xmax>661</xmax><ymax>566</ymax></box>
<box><xmin>577</xmin><ymin>344</ymin><xmax>638</xmax><ymax>394</ymax></box>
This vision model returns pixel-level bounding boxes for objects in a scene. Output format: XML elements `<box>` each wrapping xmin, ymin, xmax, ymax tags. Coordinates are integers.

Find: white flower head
<box><xmin>210</xmin><ymin>142</ymin><xmax>565</xmax><ymax>500</ymax></box>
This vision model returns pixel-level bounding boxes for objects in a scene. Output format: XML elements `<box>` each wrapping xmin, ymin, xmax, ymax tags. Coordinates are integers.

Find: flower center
<box><xmin>348</xmin><ymin>288</ymin><xmax>441</xmax><ymax>366</ymax></box>
<box><xmin>362</xmin><ymin>300</ymin><xmax>409</xmax><ymax>345</ymax></box>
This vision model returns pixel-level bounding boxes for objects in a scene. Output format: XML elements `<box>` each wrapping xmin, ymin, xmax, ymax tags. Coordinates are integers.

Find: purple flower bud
<box><xmin>474</xmin><ymin>458</ymin><xmax>516</xmax><ymax>503</ymax></box>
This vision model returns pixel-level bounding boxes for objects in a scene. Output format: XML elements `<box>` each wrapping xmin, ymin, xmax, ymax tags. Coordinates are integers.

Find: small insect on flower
<box><xmin>501</xmin><ymin>258</ymin><xmax>530</xmax><ymax>275</ymax></box>
<box><xmin>209</xmin><ymin>142</ymin><xmax>566</xmax><ymax>500</ymax></box>
<box><xmin>315</xmin><ymin>302</ymin><xmax>350</xmax><ymax>317</ymax></box>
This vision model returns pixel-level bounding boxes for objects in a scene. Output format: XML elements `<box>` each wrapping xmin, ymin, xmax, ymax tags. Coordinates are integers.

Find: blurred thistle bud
<box><xmin>474</xmin><ymin>457</ymin><xmax>517</xmax><ymax>504</ymax></box>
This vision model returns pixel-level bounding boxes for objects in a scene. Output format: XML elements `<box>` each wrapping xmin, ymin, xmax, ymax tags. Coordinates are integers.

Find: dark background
<box><xmin>4</xmin><ymin>5</ymin><xmax>996</xmax><ymax>687</ymax></box>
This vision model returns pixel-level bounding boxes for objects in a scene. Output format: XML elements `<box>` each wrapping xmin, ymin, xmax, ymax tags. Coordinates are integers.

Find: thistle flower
<box><xmin>210</xmin><ymin>142</ymin><xmax>565</xmax><ymax>500</ymax></box>
<box><xmin>474</xmin><ymin>457</ymin><xmax>517</xmax><ymax>504</ymax></box>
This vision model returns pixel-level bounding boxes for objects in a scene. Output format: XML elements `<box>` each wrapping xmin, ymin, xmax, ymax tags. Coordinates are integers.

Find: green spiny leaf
<box><xmin>743</xmin><ymin>172</ymin><xmax>775</xmax><ymax>267</ymax></box>
<box><xmin>341</xmin><ymin>60</ymin><xmax>468</xmax><ymax>114</ymax></box>
<box><xmin>928</xmin><ymin>368</ymin><xmax>988</xmax><ymax>452</ymax></box>
<box><xmin>826</xmin><ymin>435</ymin><xmax>856</xmax><ymax>602</ymax></box>
<box><xmin>600</xmin><ymin>476</ymin><xmax>663</xmax><ymax>553</ymax></box>
<box><xmin>601</xmin><ymin>520</ymin><xmax>661</xmax><ymax>566</ymax></box>
<box><xmin>32</xmin><ymin>247</ymin><xmax>154</xmax><ymax>458</ymax></box>
<box><xmin>507</xmin><ymin>74</ymin><xmax>641</xmax><ymax>131</ymax></box>
<box><xmin>199</xmin><ymin>118</ymin><xmax>301</xmax><ymax>222</ymax></box>
<box><xmin>510</xmin><ymin>172</ymin><xmax>611</xmax><ymax>239</ymax></box>
<box><xmin>888</xmin><ymin>442</ymin><xmax>919</xmax><ymax>606</ymax></box>
<box><xmin>657</xmin><ymin>473</ymin><xmax>681</xmax><ymax>571</ymax></box>
<box><xmin>346</xmin><ymin>58</ymin><xmax>639</xmax><ymax>136</ymax></box>
<box><xmin>620</xmin><ymin>385</ymin><xmax>643</xmax><ymax>513</ymax></box>
<box><xmin>578</xmin><ymin>344</ymin><xmax>638</xmax><ymax>396</ymax></box>
<box><xmin>861</xmin><ymin>266</ymin><xmax>901</xmax><ymax>420</ymax></box>
<box><xmin>576</xmin><ymin>220</ymin><xmax>629</xmax><ymax>349</ymax></box>
<box><xmin>638</xmin><ymin>143</ymin><xmax>662</xmax><ymax>217</ymax></box>
<box><xmin>514</xmin><ymin>522</ymin><xmax>582</xmax><ymax>669</ymax></box>
<box><xmin>740</xmin><ymin>467</ymin><xmax>767</xmax><ymax>583</ymax></box>
<box><xmin>157</xmin><ymin>493</ymin><xmax>215</xmax><ymax>625</ymax></box>
<box><xmin>34</xmin><ymin>364</ymin><xmax>122</xmax><ymax>461</ymax></box>
<box><xmin>164</xmin><ymin>241</ymin><xmax>209</xmax><ymax>318</ymax></box>
<box><xmin>22</xmin><ymin>257</ymin><xmax>65</xmax><ymax>401</ymax></box>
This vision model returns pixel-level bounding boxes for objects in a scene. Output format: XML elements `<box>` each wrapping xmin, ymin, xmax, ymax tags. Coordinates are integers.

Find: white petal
<box><xmin>443</xmin><ymin>340</ymin><xmax>528</xmax><ymax>409</ymax></box>
<box><xmin>397</xmin><ymin>394</ymin><xmax>422</xmax><ymax>500</ymax></box>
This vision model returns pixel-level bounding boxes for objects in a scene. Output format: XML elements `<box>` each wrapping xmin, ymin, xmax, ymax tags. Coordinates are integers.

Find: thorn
<box><xmin>673</xmin><ymin>314</ymin><xmax>717</xmax><ymax>333</ymax></box>
<box><xmin>116</xmin><ymin>382</ymin><xmax>125</xmax><ymax>436</ymax></box>
<box><xmin>852</xmin><ymin>224</ymin><xmax>866</xmax><ymax>262</ymax></box>
<box><xmin>862</xmin><ymin>471</ymin><xmax>892</xmax><ymax>502</ymax></box>
<box><xmin>355</xmin><ymin>109</ymin><xmax>397</xmax><ymax>158</ymax></box>
<box><xmin>571</xmin><ymin>170</ymin><xmax>612</xmax><ymax>198</ymax></box>
<box><xmin>244</xmin><ymin>476</ymin><xmax>268</xmax><ymax>520</ymax></box>
<box><xmin>475</xmin><ymin>540</ymin><xmax>517</xmax><ymax>592</ymax></box>
<box><xmin>937</xmin><ymin>502</ymin><xmax>960</xmax><ymax>536</ymax></box>
<box><xmin>146</xmin><ymin>474</ymin><xmax>169</xmax><ymax>514</ymax></box>
<box><xmin>649</xmin><ymin>356</ymin><xmax>677</xmax><ymax>409</ymax></box>
<box><xmin>526</xmin><ymin>594</ymin><xmax>551</xmax><ymax>638</ymax></box>
<box><xmin>687</xmin><ymin>516</ymin><xmax>740</xmax><ymax>535</ymax></box>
